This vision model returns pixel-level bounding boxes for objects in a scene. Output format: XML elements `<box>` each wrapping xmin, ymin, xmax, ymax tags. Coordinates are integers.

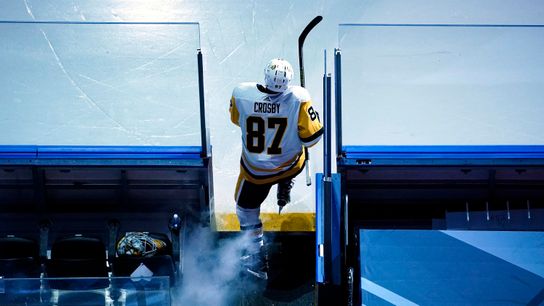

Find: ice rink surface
<box><xmin>1</xmin><ymin>0</ymin><xmax>543</xmax><ymax>225</ymax></box>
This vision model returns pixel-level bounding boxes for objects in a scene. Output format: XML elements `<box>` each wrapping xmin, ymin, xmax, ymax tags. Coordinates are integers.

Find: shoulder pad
<box><xmin>286</xmin><ymin>85</ymin><xmax>311</xmax><ymax>102</ymax></box>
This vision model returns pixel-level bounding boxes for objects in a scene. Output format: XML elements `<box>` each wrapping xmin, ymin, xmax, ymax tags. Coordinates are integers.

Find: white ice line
<box><xmin>23</xmin><ymin>0</ymin><xmax>35</xmax><ymax>19</ymax></box>
<box><xmin>77</xmin><ymin>73</ymin><xmax>119</xmax><ymax>90</ymax></box>
<box><xmin>130</xmin><ymin>43</ymin><xmax>187</xmax><ymax>72</ymax></box>
<box><xmin>218</xmin><ymin>42</ymin><xmax>245</xmax><ymax>65</ymax></box>
<box><xmin>39</xmin><ymin>29</ymin><xmax>142</xmax><ymax>139</ymax></box>
<box><xmin>440</xmin><ymin>230</ymin><xmax>544</xmax><ymax>278</ymax></box>
<box><xmin>23</xmin><ymin>0</ymin><xmax>148</xmax><ymax>144</ymax></box>
<box><xmin>361</xmin><ymin>277</ymin><xmax>419</xmax><ymax>306</ymax></box>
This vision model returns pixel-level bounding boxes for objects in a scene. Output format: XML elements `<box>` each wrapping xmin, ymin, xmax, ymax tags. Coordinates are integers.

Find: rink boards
<box><xmin>329</xmin><ymin>144</ymin><xmax>544</xmax><ymax>305</ymax></box>
<box><xmin>0</xmin><ymin>145</ymin><xmax>213</xmax><ymax>236</ymax></box>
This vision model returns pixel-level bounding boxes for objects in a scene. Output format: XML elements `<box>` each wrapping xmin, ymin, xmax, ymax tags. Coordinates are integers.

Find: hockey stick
<box><xmin>298</xmin><ymin>15</ymin><xmax>323</xmax><ymax>186</ymax></box>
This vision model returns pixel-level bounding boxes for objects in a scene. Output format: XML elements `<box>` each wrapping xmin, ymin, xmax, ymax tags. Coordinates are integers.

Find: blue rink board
<box><xmin>342</xmin><ymin>145</ymin><xmax>544</xmax><ymax>166</ymax></box>
<box><xmin>0</xmin><ymin>145</ymin><xmax>204</xmax><ymax>166</ymax></box>
<box><xmin>359</xmin><ymin>229</ymin><xmax>544</xmax><ymax>306</ymax></box>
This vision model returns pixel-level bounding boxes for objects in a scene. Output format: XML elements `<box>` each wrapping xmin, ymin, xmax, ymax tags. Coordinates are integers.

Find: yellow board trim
<box><xmin>215</xmin><ymin>212</ymin><xmax>315</xmax><ymax>232</ymax></box>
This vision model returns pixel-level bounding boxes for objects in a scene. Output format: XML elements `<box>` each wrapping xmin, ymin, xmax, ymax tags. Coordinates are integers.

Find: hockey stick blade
<box><xmin>298</xmin><ymin>15</ymin><xmax>323</xmax><ymax>88</ymax></box>
<box><xmin>305</xmin><ymin>155</ymin><xmax>312</xmax><ymax>186</ymax></box>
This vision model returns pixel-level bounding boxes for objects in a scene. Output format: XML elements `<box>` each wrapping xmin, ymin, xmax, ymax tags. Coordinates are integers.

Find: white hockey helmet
<box><xmin>264</xmin><ymin>58</ymin><xmax>293</xmax><ymax>93</ymax></box>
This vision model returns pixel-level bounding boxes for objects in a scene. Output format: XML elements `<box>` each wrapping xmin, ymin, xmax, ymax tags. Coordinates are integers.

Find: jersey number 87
<box><xmin>246</xmin><ymin>116</ymin><xmax>287</xmax><ymax>155</ymax></box>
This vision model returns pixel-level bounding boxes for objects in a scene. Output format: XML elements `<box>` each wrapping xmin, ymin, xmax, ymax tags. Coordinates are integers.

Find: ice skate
<box><xmin>277</xmin><ymin>179</ymin><xmax>295</xmax><ymax>212</ymax></box>
<box><xmin>240</xmin><ymin>245</ymin><xmax>269</xmax><ymax>280</ymax></box>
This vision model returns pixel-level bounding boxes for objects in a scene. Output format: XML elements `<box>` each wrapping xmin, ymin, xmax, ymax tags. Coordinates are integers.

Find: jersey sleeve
<box><xmin>229</xmin><ymin>95</ymin><xmax>240</xmax><ymax>126</ymax></box>
<box><xmin>298</xmin><ymin>100</ymin><xmax>323</xmax><ymax>147</ymax></box>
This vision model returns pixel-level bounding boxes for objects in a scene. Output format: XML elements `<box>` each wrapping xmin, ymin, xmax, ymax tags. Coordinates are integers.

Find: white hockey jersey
<box><xmin>230</xmin><ymin>82</ymin><xmax>323</xmax><ymax>184</ymax></box>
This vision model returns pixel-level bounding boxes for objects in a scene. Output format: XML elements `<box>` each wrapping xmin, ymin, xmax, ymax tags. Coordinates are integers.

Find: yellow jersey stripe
<box><xmin>241</xmin><ymin>151</ymin><xmax>301</xmax><ymax>173</ymax></box>
<box><xmin>229</xmin><ymin>96</ymin><xmax>240</xmax><ymax>126</ymax></box>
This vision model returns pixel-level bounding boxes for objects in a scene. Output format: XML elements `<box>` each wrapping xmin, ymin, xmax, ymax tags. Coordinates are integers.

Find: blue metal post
<box><xmin>197</xmin><ymin>49</ymin><xmax>208</xmax><ymax>157</ymax></box>
<box><xmin>317</xmin><ymin>50</ymin><xmax>343</xmax><ymax>304</ymax></box>
<box><xmin>334</xmin><ymin>49</ymin><xmax>342</xmax><ymax>158</ymax></box>
<box><xmin>323</xmin><ymin>48</ymin><xmax>338</xmax><ymax>284</ymax></box>
<box><xmin>322</xmin><ymin>50</ymin><xmax>332</xmax><ymax>282</ymax></box>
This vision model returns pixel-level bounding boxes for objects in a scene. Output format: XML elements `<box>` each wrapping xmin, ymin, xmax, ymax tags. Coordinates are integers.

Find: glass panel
<box><xmin>0</xmin><ymin>276</ymin><xmax>170</xmax><ymax>305</ymax></box>
<box><xmin>0</xmin><ymin>21</ymin><xmax>201</xmax><ymax>146</ymax></box>
<box><xmin>339</xmin><ymin>24</ymin><xmax>544</xmax><ymax>146</ymax></box>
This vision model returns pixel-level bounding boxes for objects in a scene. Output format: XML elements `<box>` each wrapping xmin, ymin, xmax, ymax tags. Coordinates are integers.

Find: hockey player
<box><xmin>229</xmin><ymin>58</ymin><xmax>323</xmax><ymax>279</ymax></box>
